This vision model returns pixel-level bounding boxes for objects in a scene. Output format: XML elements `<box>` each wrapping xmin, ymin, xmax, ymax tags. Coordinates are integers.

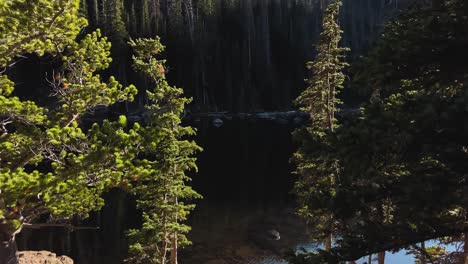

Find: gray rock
<box><xmin>212</xmin><ymin>118</ymin><xmax>224</xmax><ymax>128</ymax></box>
<box><xmin>267</xmin><ymin>230</ymin><xmax>281</xmax><ymax>241</ymax></box>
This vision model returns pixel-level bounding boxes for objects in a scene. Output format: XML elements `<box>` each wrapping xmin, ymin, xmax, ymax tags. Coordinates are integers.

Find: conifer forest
<box><xmin>0</xmin><ymin>0</ymin><xmax>467</xmax><ymax>263</ymax></box>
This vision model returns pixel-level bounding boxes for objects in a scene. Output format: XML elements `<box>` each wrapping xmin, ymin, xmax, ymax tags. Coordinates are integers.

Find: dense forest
<box><xmin>1</xmin><ymin>0</ymin><xmax>467</xmax><ymax>264</ymax></box>
<box><xmin>81</xmin><ymin>0</ymin><xmax>404</xmax><ymax>112</ymax></box>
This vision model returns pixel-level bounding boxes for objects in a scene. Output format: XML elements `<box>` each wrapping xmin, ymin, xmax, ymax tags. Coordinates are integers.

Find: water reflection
<box><xmin>181</xmin><ymin>118</ymin><xmax>306</xmax><ymax>263</ymax></box>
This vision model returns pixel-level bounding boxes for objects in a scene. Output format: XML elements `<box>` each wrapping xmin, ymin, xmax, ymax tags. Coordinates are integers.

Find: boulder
<box><xmin>212</xmin><ymin>118</ymin><xmax>224</xmax><ymax>128</ymax></box>
<box><xmin>18</xmin><ymin>251</ymin><xmax>73</xmax><ymax>264</ymax></box>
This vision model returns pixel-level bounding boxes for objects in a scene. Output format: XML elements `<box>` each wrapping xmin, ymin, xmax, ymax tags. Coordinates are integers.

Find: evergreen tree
<box><xmin>140</xmin><ymin>0</ymin><xmax>150</xmax><ymax>35</ymax></box>
<box><xmin>102</xmin><ymin>0</ymin><xmax>128</xmax><ymax>44</ymax></box>
<box><xmin>125</xmin><ymin>37</ymin><xmax>201</xmax><ymax>264</ymax></box>
<box><xmin>0</xmin><ymin>1</ymin><xmax>139</xmax><ymax>263</ymax></box>
<box><xmin>293</xmin><ymin>0</ymin><xmax>348</xmax><ymax>253</ymax></box>
<box><xmin>0</xmin><ymin>0</ymin><xmax>87</xmax><ymax>66</ymax></box>
<box><xmin>292</xmin><ymin>1</ymin><xmax>468</xmax><ymax>262</ymax></box>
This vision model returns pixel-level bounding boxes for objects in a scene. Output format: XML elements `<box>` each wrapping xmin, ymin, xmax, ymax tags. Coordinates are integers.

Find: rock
<box><xmin>212</xmin><ymin>118</ymin><xmax>224</xmax><ymax>128</ymax></box>
<box><xmin>18</xmin><ymin>251</ymin><xmax>73</xmax><ymax>264</ymax></box>
<box><xmin>266</xmin><ymin>230</ymin><xmax>281</xmax><ymax>241</ymax></box>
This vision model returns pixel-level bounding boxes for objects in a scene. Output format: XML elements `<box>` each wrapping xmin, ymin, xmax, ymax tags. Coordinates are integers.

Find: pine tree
<box><xmin>0</xmin><ymin>1</ymin><xmax>139</xmax><ymax>262</ymax></box>
<box><xmin>125</xmin><ymin>37</ymin><xmax>202</xmax><ymax>264</ymax></box>
<box><xmin>295</xmin><ymin>0</ymin><xmax>348</xmax><ymax>132</ymax></box>
<box><xmin>304</xmin><ymin>0</ymin><xmax>468</xmax><ymax>261</ymax></box>
<box><xmin>141</xmin><ymin>0</ymin><xmax>150</xmax><ymax>35</ymax></box>
<box><xmin>0</xmin><ymin>0</ymin><xmax>87</xmax><ymax>66</ymax></box>
<box><xmin>293</xmin><ymin>0</ymin><xmax>348</xmax><ymax>252</ymax></box>
<box><xmin>101</xmin><ymin>0</ymin><xmax>128</xmax><ymax>44</ymax></box>
<box><xmin>167</xmin><ymin>0</ymin><xmax>183</xmax><ymax>34</ymax></box>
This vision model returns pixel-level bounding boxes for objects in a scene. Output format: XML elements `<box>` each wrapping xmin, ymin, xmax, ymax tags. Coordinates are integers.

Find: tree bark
<box><xmin>378</xmin><ymin>251</ymin><xmax>385</xmax><ymax>264</ymax></box>
<box><xmin>170</xmin><ymin>193</ymin><xmax>178</xmax><ymax>264</ymax></box>
<box><xmin>170</xmin><ymin>233</ymin><xmax>177</xmax><ymax>264</ymax></box>
<box><xmin>325</xmin><ymin>234</ymin><xmax>332</xmax><ymax>252</ymax></box>
<box><xmin>0</xmin><ymin>236</ymin><xmax>18</xmax><ymax>264</ymax></box>
<box><xmin>368</xmin><ymin>254</ymin><xmax>372</xmax><ymax>264</ymax></box>
<box><xmin>161</xmin><ymin>194</ymin><xmax>168</xmax><ymax>264</ymax></box>
<box><xmin>420</xmin><ymin>241</ymin><xmax>426</xmax><ymax>264</ymax></box>
<box><xmin>464</xmin><ymin>232</ymin><xmax>468</xmax><ymax>264</ymax></box>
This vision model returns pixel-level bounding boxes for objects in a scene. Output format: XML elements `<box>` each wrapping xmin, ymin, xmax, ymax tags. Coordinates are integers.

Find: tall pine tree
<box><xmin>125</xmin><ymin>37</ymin><xmax>201</xmax><ymax>264</ymax></box>
<box><xmin>293</xmin><ymin>0</ymin><xmax>348</xmax><ymax>253</ymax></box>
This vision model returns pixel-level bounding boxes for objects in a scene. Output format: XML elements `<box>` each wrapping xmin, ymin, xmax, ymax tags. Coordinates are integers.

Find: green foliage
<box><xmin>125</xmin><ymin>37</ymin><xmax>202</xmax><ymax>264</ymax></box>
<box><xmin>407</xmin><ymin>237</ymin><xmax>466</xmax><ymax>264</ymax></box>
<box><xmin>352</xmin><ymin>0</ymin><xmax>468</xmax><ymax>98</ymax></box>
<box><xmin>408</xmin><ymin>245</ymin><xmax>450</xmax><ymax>264</ymax></box>
<box><xmin>197</xmin><ymin>0</ymin><xmax>217</xmax><ymax>16</ymax></box>
<box><xmin>98</xmin><ymin>0</ymin><xmax>128</xmax><ymax>45</ymax></box>
<box><xmin>295</xmin><ymin>0</ymin><xmax>349</xmax><ymax>130</ymax></box>
<box><xmin>286</xmin><ymin>248</ymin><xmax>339</xmax><ymax>264</ymax></box>
<box><xmin>0</xmin><ymin>2</ymin><xmax>200</xmax><ymax>263</ymax></box>
<box><xmin>55</xmin><ymin>29</ymin><xmax>137</xmax><ymax>123</ymax></box>
<box><xmin>292</xmin><ymin>0</ymin><xmax>468</xmax><ymax>262</ymax></box>
<box><xmin>292</xmin><ymin>0</ymin><xmax>348</xmax><ymax>246</ymax></box>
<box><xmin>0</xmin><ymin>0</ymin><xmax>137</xmax><ymax>241</ymax></box>
<box><xmin>0</xmin><ymin>0</ymin><xmax>87</xmax><ymax>66</ymax></box>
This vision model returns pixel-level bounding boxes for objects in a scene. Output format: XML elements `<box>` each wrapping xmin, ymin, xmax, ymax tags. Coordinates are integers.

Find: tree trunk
<box><xmin>170</xmin><ymin>192</ymin><xmax>178</xmax><ymax>264</ymax></box>
<box><xmin>368</xmin><ymin>254</ymin><xmax>372</xmax><ymax>264</ymax></box>
<box><xmin>0</xmin><ymin>236</ymin><xmax>18</xmax><ymax>264</ymax></box>
<box><xmin>170</xmin><ymin>233</ymin><xmax>177</xmax><ymax>264</ymax></box>
<box><xmin>325</xmin><ymin>234</ymin><xmax>332</xmax><ymax>252</ymax></box>
<box><xmin>420</xmin><ymin>241</ymin><xmax>426</xmax><ymax>264</ymax></box>
<box><xmin>378</xmin><ymin>251</ymin><xmax>385</xmax><ymax>264</ymax></box>
<box><xmin>161</xmin><ymin>194</ymin><xmax>168</xmax><ymax>264</ymax></box>
<box><xmin>464</xmin><ymin>232</ymin><xmax>468</xmax><ymax>264</ymax></box>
